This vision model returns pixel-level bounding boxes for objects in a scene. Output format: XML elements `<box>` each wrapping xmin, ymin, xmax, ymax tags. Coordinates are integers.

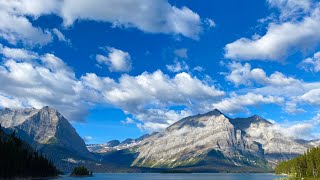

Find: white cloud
<box><xmin>212</xmin><ymin>93</ymin><xmax>284</xmax><ymax>113</ymax></box>
<box><xmin>96</xmin><ymin>47</ymin><xmax>132</xmax><ymax>72</ymax></box>
<box><xmin>224</xmin><ymin>62</ymin><xmax>320</xmax><ymax>115</ymax></box>
<box><xmin>270</xmin><ymin>114</ymin><xmax>320</xmax><ymax>140</ymax></box>
<box><xmin>299</xmin><ymin>88</ymin><xmax>320</xmax><ymax>105</ymax></box>
<box><xmin>267</xmin><ymin>0</ymin><xmax>312</xmax><ymax>20</ymax></box>
<box><xmin>0</xmin><ymin>94</ymin><xmax>24</xmax><ymax>109</ymax></box>
<box><xmin>226</xmin><ymin>62</ymin><xmax>300</xmax><ymax>87</ymax></box>
<box><xmin>52</xmin><ymin>28</ymin><xmax>71</xmax><ymax>44</ymax></box>
<box><xmin>193</xmin><ymin>66</ymin><xmax>204</xmax><ymax>72</ymax></box>
<box><xmin>0</xmin><ymin>45</ymin><xmax>88</xmax><ymax>121</ymax></box>
<box><xmin>224</xmin><ymin>2</ymin><xmax>320</xmax><ymax>61</ymax></box>
<box><xmin>299</xmin><ymin>51</ymin><xmax>320</xmax><ymax>72</ymax></box>
<box><xmin>81</xmin><ymin>70</ymin><xmax>224</xmax><ymax>130</ymax></box>
<box><xmin>205</xmin><ymin>18</ymin><xmax>216</xmax><ymax>28</ymax></box>
<box><xmin>0</xmin><ymin>10</ymin><xmax>52</xmax><ymax>46</ymax></box>
<box><xmin>0</xmin><ymin>0</ymin><xmax>59</xmax><ymax>45</ymax></box>
<box><xmin>0</xmin><ymin>0</ymin><xmax>203</xmax><ymax>46</ymax></box>
<box><xmin>285</xmin><ymin>101</ymin><xmax>305</xmax><ymax>114</ymax></box>
<box><xmin>257</xmin><ymin>122</ymin><xmax>315</xmax><ymax>140</ymax></box>
<box><xmin>60</xmin><ymin>0</ymin><xmax>202</xmax><ymax>39</ymax></box>
<box><xmin>166</xmin><ymin>60</ymin><xmax>189</xmax><ymax>73</ymax></box>
<box><xmin>121</xmin><ymin>117</ymin><xmax>135</xmax><ymax>125</ymax></box>
<box><xmin>0</xmin><ymin>45</ymin><xmax>39</xmax><ymax>60</ymax></box>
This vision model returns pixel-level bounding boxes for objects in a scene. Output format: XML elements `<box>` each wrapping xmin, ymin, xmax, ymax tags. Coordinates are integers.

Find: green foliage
<box><xmin>275</xmin><ymin>147</ymin><xmax>320</xmax><ymax>178</ymax></box>
<box><xmin>71</xmin><ymin>166</ymin><xmax>92</xmax><ymax>176</ymax></box>
<box><xmin>0</xmin><ymin>126</ymin><xmax>59</xmax><ymax>178</ymax></box>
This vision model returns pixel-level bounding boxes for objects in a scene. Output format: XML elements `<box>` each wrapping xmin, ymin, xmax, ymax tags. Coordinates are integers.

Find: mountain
<box><xmin>91</xmin><ymin>110</ymin><xmax>317</xmax><ymax>172</ymax></box>
<box><xmin>0</xmin><ymin>106</ymin><xmax>95</xmax><ymax>171</ymax></box>
<box><xmin>0</xmin><ymin>106</ymin><xmax>316</xmax><ymax>173</ymax></box>
<box><xmin>230</xmin><ymin>115</ymin><xmax>312</xmax><ymax>165</ymax></box>
<box><xmin>131</xmin><ymin>110</ymin><xmax>268</xmax><ymax>171</ymax></box>
<box><xmin>87</xmin><ymin>134</ymin><xmax>151</xmax><ymax>154</ymax></box>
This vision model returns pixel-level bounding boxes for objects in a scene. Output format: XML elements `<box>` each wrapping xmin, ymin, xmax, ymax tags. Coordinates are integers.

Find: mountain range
<box><xmin>0</xmin><ymin>107</ymin><xmax>317</xmax><ymax>172</ymax></box>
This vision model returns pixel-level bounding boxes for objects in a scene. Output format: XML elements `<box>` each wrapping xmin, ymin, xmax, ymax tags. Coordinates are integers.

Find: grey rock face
<box><xmin>0</xmin><ymin>106</ymin><xmax>91</xmax><ymax>158</ymax></box>
<box><xmin>230</xmin><ymin>115</ymin><xmax>311</xmax><ymax>165</ymax></box>
<box><xmin>122</xmin><ymin>110</ymin><xmax>265</xmax><ymax>168</ymax></box>
<box><xmin>91</xmin><ymin>110</ymin><xmax>316</xmax><ymax>169</ymax></box>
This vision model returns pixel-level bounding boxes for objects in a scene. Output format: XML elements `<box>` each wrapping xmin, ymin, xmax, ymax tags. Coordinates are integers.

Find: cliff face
<box><xmin>0</xmin><ymin>106</ymin><xmax>94</xmax><ymax>171</ymax></box>
<box><xmin>131</xmin><ymin>110</ymin><xmax>266</xmax><ymax>168</ymax></box>
<box><xmin>231</xmin><ymin>115</ymin><xmax>312</xmax><ymax>165</ymax></box>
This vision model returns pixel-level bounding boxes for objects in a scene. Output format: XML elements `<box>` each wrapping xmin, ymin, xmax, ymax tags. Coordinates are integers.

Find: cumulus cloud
<box><xmin>121</xmin><ymin>117</ymin><xmax>135</xmax><ymax>125</ymax></box>
<box><xmin>0</xmin><ymin>45</ymin><xmax>39</xmax><ymax>60</ymax></box>
<box><xmin>270</xmin><ymin>114</ymin><xmax>320</xmax><ymax>140</ymax></box>
<box><xmin>0</xmin><ymin>45</ymin><xmax>88</xmax><ymax>121</ymax></box>
<box><xmin>166</xmin><ymin>60</ymin><xmax>189</xmax><ymax>73</ymax></box>
<box><xmin>299</xmin><ymin>51</ymin><xmax>320</xmax><ymax>72</ymax></box>
<box><xmin>226</xmin><ymin>62</ymin><xmax>300</xmax><ymax>87</ymax></box>
<box><xmin>60</xmin><ymin>0</ymin><xmax>202</xmax><ymax>39</ymax></box>
<box><xmin>267</xmin><ymin>0</ymin><xmax>312</xmax><ymax>20</ymax></box>
<box><xmin>96</xmin><ymin>47</ymin><xmax>132</xmax><ymax>72</ymax></box>
<box><xmin>0</xmin><ymin>0</ymin><xmax>203</xmax><ymax>43</ymax></box>
<box><xmin>0</xmin><ymin>11</ymin><xmax>52</xmax><ymax>46</ymax></box>
<box><xmin>285</xmin><ymin>101</ymin><xmax>305</xmax><ymax>114</ymax></box>
<box><xmin>81</xmin><ymin>70</ymin><xmax>225</xmax><ymax>129</ymax></box>
<box><xmin>0</xmin><ymin>94</ymin><xmax>24</xmax><ymax>109</ymax></box>
<box><xmin>0</xmin><ymin>45</ymin><xmax>226</xmax><ymax>130</ymax></box>
<box><xmin>224</xmin><ymin>62</ymin><xmax>320</xmax><ymax>115</ymax></box>
<box><xmin>251</xmin><ymin>120</ymin><xmax>316</xmax><ymax>140</ymax></box>
<box><xmin>299</xmin><ymin>88</ymin><xmax>320</xmax><ymax>105</ymax></box>
<box><xmin>224</xmin><ymin>1</ymin><xmax>320</xmax><ymax>61</ymax></box>
<box><xmin>211</xmin><ymin>93</ymin><xmax>284</xmax><ymax>113</ymax></box>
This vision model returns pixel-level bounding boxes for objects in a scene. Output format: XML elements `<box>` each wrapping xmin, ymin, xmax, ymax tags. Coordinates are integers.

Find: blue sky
<box><xmin>0</xmin><ymin>0</ymin><xmax>320</xmax><ymax>143</ymax></box>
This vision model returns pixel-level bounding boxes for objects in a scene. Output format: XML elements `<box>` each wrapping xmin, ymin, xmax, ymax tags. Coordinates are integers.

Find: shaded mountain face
<box><xmin>0</xmin><ymin>106</ymin><xmax>93</xmax><ymax>171</ymax></box>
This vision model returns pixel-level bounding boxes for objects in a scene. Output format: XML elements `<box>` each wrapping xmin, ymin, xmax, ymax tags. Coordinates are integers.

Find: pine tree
<box><xmin>275</xmin><ymin>147</ymin><xmax>320</xmax><ymax>178</ymax></box>
<box><xmin>0</xmin><ymin>127</ymin><xmax>60</xmax><ymax>178</ymax></box>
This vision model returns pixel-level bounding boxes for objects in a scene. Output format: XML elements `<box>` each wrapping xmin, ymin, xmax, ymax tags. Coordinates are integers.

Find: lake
<box><xmin>56</xmin><ymin>173</ymin><xmax>287</xmax><ymax>180</ymax></box>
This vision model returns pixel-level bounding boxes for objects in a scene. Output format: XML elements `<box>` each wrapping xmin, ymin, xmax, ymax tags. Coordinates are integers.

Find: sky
<box><xmin>0</xmin><ymin>0</ymin><xmax>320</xmax><ymax>144</ymax></box>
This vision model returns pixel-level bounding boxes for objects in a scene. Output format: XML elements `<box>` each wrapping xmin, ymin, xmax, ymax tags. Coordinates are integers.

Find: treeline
<box><xmin>275</xmin><ymin>147</ymin><xmax>320</xmax><ymax>178</ymax></box>
<box><xmin>0</xmin><ymin>125</ymin><xmax>60</xmax><ymax>179</ymax></box>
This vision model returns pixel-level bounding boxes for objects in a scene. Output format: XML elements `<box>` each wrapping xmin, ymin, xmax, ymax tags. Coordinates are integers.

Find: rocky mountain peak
<box><xmin>132</xmin><ymin>110</ymin><xmax>265</xmax><ymax>168</ymax></box>
<box><xmin>0</xmin><ymin>106</ymin><xmax>91</xmax><ymax>159</ymax></box>
<box><xmin>0</xmin><ymin>107</ymin><xmax>39</xmax><ymax>128</ymax></box>
<box><xmin>166</xmin><ymin>109</ymin><xmax>226</xmax><ymax>132</ymax></box>
<box><xmin>230</xmin><ymin>115</ymin><xmax>272</xmax><ymax>131</ymax></box>
<box><xmin>202</xmin><ymin>109</ymin><xmax>223</xmax><ymax>116</ymax></box>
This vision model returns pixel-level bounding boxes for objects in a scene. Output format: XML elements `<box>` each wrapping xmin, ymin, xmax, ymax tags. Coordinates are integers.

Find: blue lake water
<box><xmin>56</xmin><ymin>173</ymin><xmax>287</xmax><ymax>180</ymax></box>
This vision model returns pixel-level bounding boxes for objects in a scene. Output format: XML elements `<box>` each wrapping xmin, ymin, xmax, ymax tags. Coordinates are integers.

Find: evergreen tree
<box><xmin>275</xmin><ymin>146</ymin><xmax>320</xmax><ymax>178</ymax></box>
<box><xmin>0</xmin><ymin>126</ymin><xmax>60</xmax><ymax>178</ymax></box>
